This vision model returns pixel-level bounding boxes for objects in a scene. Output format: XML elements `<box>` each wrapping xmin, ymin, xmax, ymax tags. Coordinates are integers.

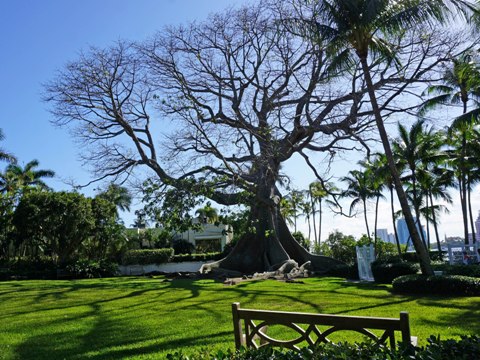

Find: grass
<box><xmin>0</xmin><ymin>276</ymin><xmax>479</xmax><ymax>359</ymax></box>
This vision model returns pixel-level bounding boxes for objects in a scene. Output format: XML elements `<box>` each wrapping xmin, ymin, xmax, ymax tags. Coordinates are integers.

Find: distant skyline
<box><xmin>1</xmin><ymin>0</ymin><xmax>478</xmax><ymax>241</ymax></box>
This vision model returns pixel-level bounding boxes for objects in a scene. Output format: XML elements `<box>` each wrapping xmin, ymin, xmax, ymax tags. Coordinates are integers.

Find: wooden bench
<box><xmin>232</xmin><ymin>302</ymin><xmax>413</xmax><ymax>351</ymax></box>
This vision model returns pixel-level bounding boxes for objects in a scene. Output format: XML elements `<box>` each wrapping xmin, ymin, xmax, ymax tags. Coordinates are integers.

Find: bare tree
<box><xmin>45</xmin><ymin>2</ymin><xmax>466</xmax><ymax>275</ymax></box>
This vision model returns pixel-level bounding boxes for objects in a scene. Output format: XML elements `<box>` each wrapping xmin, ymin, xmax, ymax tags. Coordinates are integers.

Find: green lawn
<box><xmin>0</xmin><ymin>276</ymin><xmax>479</xmax><ymax>359</ymax></box>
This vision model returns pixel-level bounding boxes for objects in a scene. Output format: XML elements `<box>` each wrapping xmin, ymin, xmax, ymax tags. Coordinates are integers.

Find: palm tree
<box><xmin>195</xmin><ymin>202</ymin><xmax>219</xmax><ymax>224</ymax></box>
<box><xmin>308</xmin><ymin>0</ymin><xmax>475</xmax><ymax>275</ymax></box>
<box><xmin>1</xmin><ymin>159</ymin><xmax>54</xmax><ymax>194</ymax></box>
<box><xmin>308</xmin><ymin>180</ymin><xmax>334</xmax><ymax>246</ymax></box>
<box><xmin>419</xmin><ymin>52</ymin><xmax>480</xmax><ymax>244</ymax></box>
<box><xmin>97</xmin><ymin>183</ymin><xmax>132</xmax><ymax>215</ymax></box>
<box><xmin>370</xmin><ymin>153</ymin><xmax>401</xmax><ymax>255</ymax></box>
<box><xmin>341</xmin><ymin>168</ymin><xmax>381</xmax><ymax>241</ymax></box>
<box><xmin>358</xmin><ymin>158</ymin><xmax>386</xmax><ymax>245</ymax></box>
<box><xmin>0</xmin><ymin>129</ymin><xmax>16</xmax><ymax>164</ymax></box>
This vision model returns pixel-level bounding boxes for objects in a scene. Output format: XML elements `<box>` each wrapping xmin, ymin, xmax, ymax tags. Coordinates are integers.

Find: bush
<box><xmin>65</xmin><ymin>259</ymin><xmax>118</xmax><ymax>279</ymax></box>
<box><xmin>166</xmin><ymin>335</ymin><xmax>480</xmax><ymax>359</ymax></box>
<box><xmin>325</xmin><ymin>264</ymin><xmax>359</xmax><ymax>280</ymax></box>
<box><xmin>442</xmin><ymin>264</ymin><xmax>480</xmax><ymax>278</ymax></box>
<box><xmin>121</xmin><ymin>248</ymin><xmax>173</xmax><ymax>265</ymax></box>
<box><xmin>392</xmin><ymin>274</ymin><xmax>480</xmax><ymax>296</ymax></box>
<box><xmin>0</xmin><ymin>257</ymin><xmax>57</xmax><ymax>280</ymax></box>
<box><xmin>171</xmin><ymin>252</ymin><xmax>223</xmax><ymax>263</ymax></box>
<box><xmin>173</xmin><ymin>239</ymin><xmax>195</xmax><ymax>255</ymax></box>
<box><xmin>371</xmin><ymin>259</ymin><xmax>419</xmax><ymax>284</ymax></box>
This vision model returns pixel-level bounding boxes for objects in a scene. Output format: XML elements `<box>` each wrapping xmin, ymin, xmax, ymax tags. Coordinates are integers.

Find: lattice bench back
<box><xmin>232</xmin><ymin>302</ymin><xmax>411</xmax><ymax>351</ymax></box>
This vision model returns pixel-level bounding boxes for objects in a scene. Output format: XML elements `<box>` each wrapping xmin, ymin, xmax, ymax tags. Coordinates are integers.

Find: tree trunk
<box><xmin>201</xmin><ymin>206</ymin><xmax>343</xmax><ymax>275</ymax></box>
<box><xmin>459</xmin><ymin>175</ymin><xmax>469</xmax><ymax>244</ymax></box>
<box><xmin>363</xmin><ymin>200</ymin><xmax>371</xmax><ymax>242</ymax></box>
<box><xmin>359</xmin><ymin>56</ymin><xmax>433</xmax><ymax>276</ymax></box>
<box><xmin>468</xmin><ymin>176</ymin><xmax>476</xmax><ymax>243</ymax></box>
<box><xmin>429</xmin><ymin>192</ymin><xmax>443</xmax><ymax>254</ymax></box>
<box><xmin>391</xmin><ymin>187</ymin><xmax>402</xmax><ymax>256</ymax></box>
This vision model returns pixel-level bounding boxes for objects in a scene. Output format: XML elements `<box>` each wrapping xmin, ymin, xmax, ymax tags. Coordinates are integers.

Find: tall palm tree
<box><xmin>341</xmin><ymin>168</ymin><xmax>381</xmax><ymax>241</ymax></box>
<box><xmin>308</xmin><ymin>0</ymin><xmax>475</xmax><ymax>275</ymax></box>
<box><xmin>358</xmin><ymin>158</ymin><xmax>386</xmax><ymax>246</ymax></box>
<box><xmin>419</xmin><ymin>52</ymin><xmax>480</xmax><ymax>244</ymax></box>
<box><xmin>372</xmin><ymin>153</ymin><xmax>402</xmax><ymax>255</ymax></box>
<box><xmin>0</xmin><ymin>159</ymin><xmax>54</xmax><ymax>194</ymax></box>
<box><xmin>0</xmin><ymin>129</ymin><xmax>16</xmax><ymax>164</ymax></box>
<box><xmin>308</xmin><ymin>180</ymin><xmax>335</xmax><ymax>246</ymax></box>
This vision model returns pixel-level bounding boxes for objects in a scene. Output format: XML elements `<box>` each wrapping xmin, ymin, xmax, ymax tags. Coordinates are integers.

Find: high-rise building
<box><xmin>475</xmin><ymin>212</ymin><xmax>480</xmax><ymax>243</ymax></box>
<box><xmin>377</xmin><ymin>228</ymin><xmax>390</xmax><ymax>243</ymax></box>
<box><xmin>397</xmin><ymin>218</ymin><xmax>427</xmax><ymax>246</ymax></box>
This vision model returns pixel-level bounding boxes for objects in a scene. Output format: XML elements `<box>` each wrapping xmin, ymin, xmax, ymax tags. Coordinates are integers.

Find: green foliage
<box><xmin>319</xmin><ymin>230</ymin><xmax>357</xmax><ymax>264</ymax></box>
<box><xmin>325</xmin><ymin>264</ymin><xmax>359</xmax><ymax>280</ymax></box>
<box><xmin>171</xmin><ymin>252</ymin><xmax>223</xmax><ymax>263</ymax></box>
<box><xmin>13</xmin><ymin>191</ymin><xmax>95</xmax><ymax>264</ymax></box>
<box><xmin>292</xmin><ymin>231</ymin><xmax>310</xmax><ymax>250</ymax></box>
<box><xmin>392</xmin><ymin>274</ymin><xmax>480</xmax><ymax>296</ymax></box>
<box><xmin>0</xmin><ymin>257</ymin><xmax>57</xmax><ymax>280</ymax></box>
<box><xmin>371</xmin><ymin>258</ymin><xmax>419</xmax><ymax>284</ymax></box>
<box><xmin>121</xmin><ymin>248</ymin><xmax>174</xmax><ymax>265</ymax></box>
<box><xmin>432</xmin><ymin>264</ymin><xmax>480</xmax><ymax>278</ymax></box>
<box><xmin>65</xmin><ymin>259</ymin><xmax>118</xmax><ymax>279</ymax></box>
<box><xmin>166</xmin><ymin>336</ymin><xmax>480</xmax><ymax>359</ymax></box>
<box><xmin>173</xmin><ymin>239</ymin><xmax>195</xmax><ymax>255</ymax></box>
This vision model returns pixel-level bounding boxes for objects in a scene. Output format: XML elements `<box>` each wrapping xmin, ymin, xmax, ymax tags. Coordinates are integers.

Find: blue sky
<box><xmin>0</xmin><ymin>0</ymin><xmax>476</xmax><ymax>240</ymax></box>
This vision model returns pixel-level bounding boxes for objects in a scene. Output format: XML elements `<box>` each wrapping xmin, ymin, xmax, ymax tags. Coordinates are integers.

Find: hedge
<box><xmin>121</xmin><ymin>249</ymin><xmax>223</xmax><ymax>265</ymax></box>
<box><xmin>166</xmin><ymin>335</ymin><xmax>480</xmax><ymax>359</ymax></box>
<box><xmin>121</xmin><ymin>248</ymin><xmax>174</xmax><ymax>265</ymax></box>
<box><xmin>392</xmin><ymin>274</ymin><xmax>480</xmax><ymax>296</ymax></box>
<box><xmin>371</xmin><ymin>259</ymin><xmax>419</xmax><ymax>284</ymax></box>
<box><xmin>171</xmin><ymin>252</ymin><xmax>223</xmax><ymax>263</ymax></box>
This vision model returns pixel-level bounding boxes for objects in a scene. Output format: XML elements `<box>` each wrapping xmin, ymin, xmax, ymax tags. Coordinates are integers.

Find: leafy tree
<box><xmin>319</xmin><ymin>230</ymin><xmax>357</xmax><ymax>265</ymax></box>
<box><xmin>13</xmin><ymin>191</ymin><xmax>94</xmax><ymax>264</ymax></box>
<box><xmin>45</xmin><ymin>1</ymin><xmax>473</xmax><ymax>274</ymax></box>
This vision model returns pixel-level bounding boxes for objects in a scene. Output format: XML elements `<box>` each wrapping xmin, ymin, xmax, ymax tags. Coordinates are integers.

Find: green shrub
<box><xmin>371</xmin><ymin>259</ymin><xmax>419</xmax><ymax>284</ymax></box>
<box><xmin>0</xmin><ymin>257</ymin><xmax>57</xmax><ymax>280</ymax></box>
<box><xmin>121</xmin><ymin>248</ymin><xmax>173</xmax><ymax>265</ymax></box>
<box><xmin>392</xmin><ymin>274</ymin><xmax>480</xmax><ymax>296</ymax></box>
<box><xmin>166</xmin><ymin>335</ymin><xmax>480</xmax><ymax>359</ymax></box>
<box><xmin>325</xmin><ymin>263</ymin><xmax>359</xmax><ymax>280</ymax></box>
<box><xmin>65</xmin><ymin>259</ymin><xmax>118</xmax><ymax>279</ymax></box>
<box><xmin>173</xmin><ymin>239</ymin><xmax>195</xmax><ymax>255</ymax></box>
<box><xmin>443</xmin><ymin>264</ymin><xmax>480</xmax><ymax>278</ymax></box>
<box><xmin>171</xmin><ymin>252</ymin><xmax>223</xmax><ymax>263</ymax></box>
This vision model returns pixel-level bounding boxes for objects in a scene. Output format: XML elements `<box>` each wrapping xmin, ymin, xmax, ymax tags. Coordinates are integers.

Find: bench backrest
<box><xmin>232</xmin><ymin>302</ymin><xmax>410</xmax><ymax>351</ymax></box>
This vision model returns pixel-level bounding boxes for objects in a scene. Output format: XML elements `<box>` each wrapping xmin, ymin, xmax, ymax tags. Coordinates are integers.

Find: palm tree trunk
<box><xmin>311</xmin><ymin>199</ymin><xmax>318</xmax><ymax>246</ymax></box>
<box><xmin>318</xmin><ymin>199</ymin><xmax>322</xmax><ymax>244</ymax></box>
<box><xmin>374</xmin><ymin>194</ymin><xmax>380</xmax><ymax>252</ymax></box>
<box><xmin>468</xmin><ymin>176</ymin><xmax>476</xmax><ymax>243</ymax></box>
<box><xmin>391</xmin><ymin>187</ymin><xmax>402</xmax><ymax>256</ymax></box>
<box><xmin>359</xmin><ymin>56</ymin><xmax>433</xmax><ymax>275</ymax></box>
<box><xmin>429</xmin><ymin>192</ymin><xmax>442</xmax><ymax>254</ymax></box>
<box><xmin>363</xmin><ymin>200</ymin><xmax>371</xmax><ymax>241</ymax></box>
<box><xmin>459</xmin><ymin>175</ymin><xmax>469</xmax><ymax>244</ymax></box>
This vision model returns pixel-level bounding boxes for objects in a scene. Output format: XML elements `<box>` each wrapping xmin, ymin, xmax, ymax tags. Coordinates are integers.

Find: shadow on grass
<box><xmin>8</xmin><ymin>276</ymin><xmax>480</xmax><ymax>359</ymax></box>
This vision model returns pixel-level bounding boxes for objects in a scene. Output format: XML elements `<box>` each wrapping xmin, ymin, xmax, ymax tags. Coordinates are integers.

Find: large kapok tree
<box><xmin>45</xmin><ymin>1</ymin><xmax>467</xmax><ymax>275</ymax></box>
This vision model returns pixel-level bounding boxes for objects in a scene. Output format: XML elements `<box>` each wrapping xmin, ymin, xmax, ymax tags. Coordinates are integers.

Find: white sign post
<box><xmin>356</xmin><ymin>244</ymin><xmax>375</xmax><ymax>281</ymax></box>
